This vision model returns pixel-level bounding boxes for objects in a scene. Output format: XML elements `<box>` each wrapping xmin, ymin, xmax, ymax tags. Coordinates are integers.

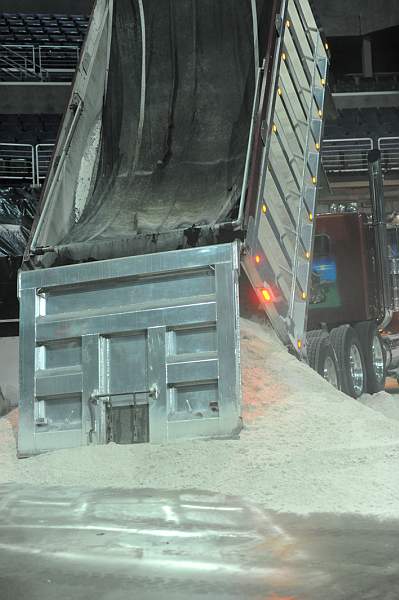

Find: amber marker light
<box><xmin>261</xmin><ymin>288</ymin><xmax>272</xmax><ymax>302</ymax></box>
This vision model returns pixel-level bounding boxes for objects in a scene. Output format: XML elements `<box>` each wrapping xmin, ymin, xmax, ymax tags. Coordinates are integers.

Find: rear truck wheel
<box><xmin>306</xmin><ymin>330</ymin><xmax>340</xmax><ymax>389</ymax></box>
<box><xmin>317</xmin><ymin>336</ymin><xmax>341</xmax><ymax>390</ymax></box>
<box><xmin>330</xmin><ymin>325</ymin><xmax>367</xmax><ymax>398</ymax></box>
<box><xmin>354</xmin><ymin>321</ymin><xmax>386</xmax><ymax>394</ymax></box>
<box><xmin>306</xmin><ymin>330</ymin><xmax>328</xmax><ymax>370</ymax></box>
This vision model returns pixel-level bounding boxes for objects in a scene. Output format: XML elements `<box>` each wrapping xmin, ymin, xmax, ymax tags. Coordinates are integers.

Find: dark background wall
<box><xmin>0</xmin><ymin>84</ymin><xmax>70</xmax><ymax>113</ymax></box>
<box><xmin>312</xmin><ymin>0</ymin><xmax>399</xmax><ymax>36</ymax></box>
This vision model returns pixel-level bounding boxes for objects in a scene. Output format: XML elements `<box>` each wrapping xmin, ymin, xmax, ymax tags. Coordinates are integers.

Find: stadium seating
<box><xmin>0</xmin><ymin>114</ymin><xmax>61</xmax><ymax>144</ymax></box>
<box><xmin>0</xmin><ymin>13</ymin><xmax>88</xmax><ymax>46</ymax></box>
<box><xmin>333</xmin><ymin>73</ymin><xmax>399</xmax><ymax>93</ymax></box>
<box><xmin>0</xmin><ymin>14</ymin><xmax>88</xmax><ymax>81</ymax></box>
<box><xmin>325</xmin><ymin>108</ymin><xmax>399</xmax><ymax>140</ymax></box>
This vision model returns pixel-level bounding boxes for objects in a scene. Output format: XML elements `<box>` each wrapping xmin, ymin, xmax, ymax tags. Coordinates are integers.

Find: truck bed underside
<box><xmin>37</xmin><ymin>0</ymin><xmax>260</xmax><ymax>264</ymax></box>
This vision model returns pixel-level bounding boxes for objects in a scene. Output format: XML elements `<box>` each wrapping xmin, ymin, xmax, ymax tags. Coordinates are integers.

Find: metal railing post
<box><xmin>38</xmin><ymin>46</ymin><xmax>42</xmax><ymax>78</ymax></box>
<box><xmin>31</xmin><ymin>145</ymin><xmax>35</xmax><ymax>186</ymax></box>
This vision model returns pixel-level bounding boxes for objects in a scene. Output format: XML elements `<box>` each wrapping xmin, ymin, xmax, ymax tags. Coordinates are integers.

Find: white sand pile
<box><xmin>0</xmin><ymin>318</ymin><xmax>399</xmax><ymax>518</ymax></box>
<box><xmin>359</xmin><ymin>389</ymin><xmax>399</xmax><ymax>422</ymax></box>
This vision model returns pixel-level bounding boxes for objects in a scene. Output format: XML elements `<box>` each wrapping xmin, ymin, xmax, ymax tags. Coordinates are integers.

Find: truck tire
<box><xmin>306</xmin><ymin>330</ymin><xmax>340</xmax><ymax>389</ymax></box>
<box><xmin>330</xmin><ymin>325</ymin><xmax>367</xmax><ymax>398</ymax></box>
<box><xmin>354</xmin><ymin>321</ymin><xmax>386</xmax><ymax>394</ymax></box>
<box><xmin>317</xmin><ymin>335</ymin><xmax>341</xmax><ymax>390</ymax></box>
<box><xmin>306</xmin><ymin>330</ymin><xmax>328</xmax><ymax>370</ymax></box>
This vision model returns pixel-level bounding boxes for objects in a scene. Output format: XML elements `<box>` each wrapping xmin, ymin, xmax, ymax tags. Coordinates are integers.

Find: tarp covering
<box><xmin>0</xmin><ymin>188</ymin><xmax>36</xmax><ymax>257</ymax></box>
<box><xmin>32</xmin><ymin>0</ymin><xmax>266</xmax><ymax>267</ymax></box>
<box><xmin>0</xmin><ymin>187</ymin><xmax>36</xmax><ymax>325</ymax></box>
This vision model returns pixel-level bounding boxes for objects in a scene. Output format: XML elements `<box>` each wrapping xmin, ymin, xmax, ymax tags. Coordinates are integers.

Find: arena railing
<box><xmin>378</xmin><ymin>137</ymin><xmax>399</xmax><ymax>172</ymax></box>
<box><xmin>2</xmin><ymin>137</ymin><xmax>399</xmax><ymax>189</ymax></box>
<box><xmin>0</xmin><ymin>44</ymin><xmax>37</xmax><ymax>80</ymax></box>
<box><xmin>321</xmin><ymin>138</ymin><xmax>374</xmax><ymax>173</ymax></box>
<box><xmin>35</xmin><ymin>143</ymin><xmax>55</xmax><ymax>184</ymax></box>
<box><xmin>0</xmin><ymin>143</ymin><xmax>35</xmax><ymax>184</ymax></box>
<box><xmin>38</xmin><ymin>45</ymin><xmax>80</xmax><ymax>75</ymax></box>
<box><xmin>0</xmin><ymin>43</ymin><xmax>80</xmax><ymax>81</ymax></box>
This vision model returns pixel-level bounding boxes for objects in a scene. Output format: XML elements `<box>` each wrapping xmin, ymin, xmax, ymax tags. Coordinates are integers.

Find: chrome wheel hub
<box><xmin>323</xmin><ymin>356</ymin><xmax>339</xmax><ymax>389</ymax></box>
<box><xmin>349</xmin><ymin>344</ymin><xmax>364</xmax><ymax>396</ymax></box>
<box><xmin>372</xmin><ymin>334</ymin><xmax>384</xmax><ymax>383</ymax></box>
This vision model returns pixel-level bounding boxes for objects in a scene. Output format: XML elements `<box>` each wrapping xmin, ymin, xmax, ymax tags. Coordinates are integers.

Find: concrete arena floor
<box><xmin>0</xmin><ymin>485</ymin><xmax>398</xmax><ymax>600</ymax></box>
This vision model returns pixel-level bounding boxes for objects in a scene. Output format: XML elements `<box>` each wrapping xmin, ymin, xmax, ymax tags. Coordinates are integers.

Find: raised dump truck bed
<box><xmin>19</xmin><ymin>0</ymin><xmax>328</xmax><ymax>456</ymax></box>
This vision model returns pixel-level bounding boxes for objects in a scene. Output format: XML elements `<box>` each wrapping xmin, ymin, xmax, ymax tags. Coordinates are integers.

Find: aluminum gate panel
<box><xmin>18</xmin><ymin>242</ymin><xmax>241</xmax><ymax>457</ymax></box>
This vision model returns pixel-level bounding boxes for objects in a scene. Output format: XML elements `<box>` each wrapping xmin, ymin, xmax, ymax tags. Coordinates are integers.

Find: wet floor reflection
<box><xmin>0</xmin><ymin>485</ymin><xmax>397</xmax><ymax>599</ymax></box>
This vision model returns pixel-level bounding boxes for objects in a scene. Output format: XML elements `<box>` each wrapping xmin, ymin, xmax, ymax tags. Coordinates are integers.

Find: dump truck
<box><xmin>18</xmin><ymin>0</ymin><xmax>329</xmax><ymax>456</ymax></box>
<box><xmin>306</xmin><ymin>150</ymin><xmax>399</xmax><ymax>399</ymax></box>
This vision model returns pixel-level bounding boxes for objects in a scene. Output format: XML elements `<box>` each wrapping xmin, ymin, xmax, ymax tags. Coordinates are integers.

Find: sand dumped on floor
<box><xmin>1</xmin><ymin>318</ymin><xmax>399</xmax><ymax>517</ymax></box>
<box><xmin>359</xmin><ymin>389</ymin><xmax>399</xmax><ymax>422</ymax></box>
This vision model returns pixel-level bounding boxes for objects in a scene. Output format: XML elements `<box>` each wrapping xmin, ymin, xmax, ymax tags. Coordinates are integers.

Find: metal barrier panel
<box><xmin>18</xmin><ymin>242</ymin><xmax>242</xmax><ymax>457</ymax></box>
<box><xmin>378</xmin><ymin>137</ymin><xmax>399</xmax><ymax>172</ymax></box>
<box><xmin>38</xmin><ymin>45</ymin><xmax>80</xmax><ymax>73</ymax></box>
<box><xmin>322</xmin><ymin>138</ymin><xmax>373</xmax><ymax>173</ymax></box>
<box><xmin>243</xmin><ymin>0</ymin><xmax>328</xmax><ymax>351</ymax></box>
<box><xmin>35</xmin><ymin>144</ymin><xmax>55</xmax><ymax>185</ymax></box>
<box><xmin>0</xmin><ymin>143</ymin><xmax>35</xmax><ymax>183</ymax></box>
